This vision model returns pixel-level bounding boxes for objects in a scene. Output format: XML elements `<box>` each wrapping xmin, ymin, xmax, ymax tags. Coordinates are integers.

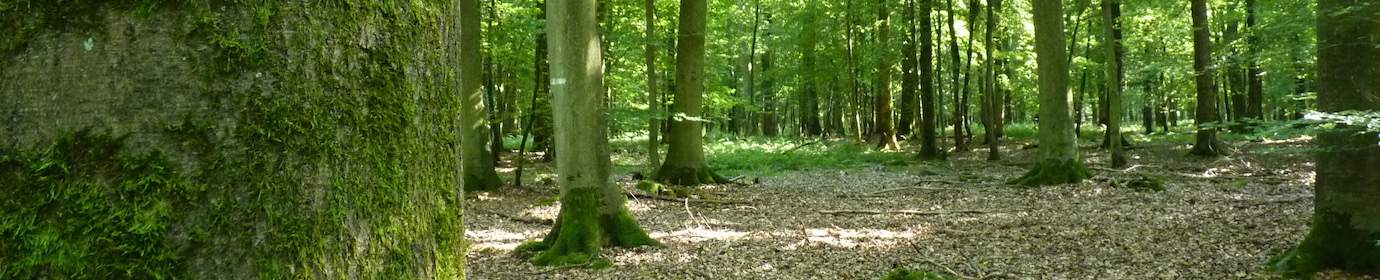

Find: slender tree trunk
<box><xmin>1102</xmin><ymin>0</ymin><xmax>1126</xmax><ymax>168</ymax></box>
<box><xmin>983</xmin><ymin>0</ymin><xmax>1001</xmax><ymax>161</ymax></box>
<box><xmin>1010</xmin><ymin>0</ymin><xmax>1091</xmax><ymax>186</ymax></box>
<box><xmin>874</xmin><ymin>0</ymin><xmax>900</xmax><ymax>150</ymax></box>
<box><xmin>944</xmin><ymin>0</ymin><xmax>967</xmax><ymax>152</ymax></box>
<box><xmin>918</xmin><ymin>0</ymin><xmax>942</xmax><ymax>160</ymax></box>
<box><xmin>761</xmin><ymin>48</ymin><xmax>779</xmax><ymax>136</ymax></box>
<box><xmin>1244</xmin><ymin>0</ymin><xmax>1263</xmax><ymax>123</ymax></box>
<box><xmin>1190</xmin><ymin>0</ymin><xmax>1227</xmax><ymax>156</ymax></box>
<box><xmin>1271</xmin><ymin>0</ymin><xmax>1380</xmax><ymax>276</ymax></box>
<box><xmin>654</xmin><ymin>0</ymin><xmax>730</xmax><ymax>186</ymax></box>
<box><xmin>460</xmin><ymin>0</ymin><xmax>503</xmax><ymax>191</ymax></box>
<box><xmin>899</xmin><ymin>0</ymin><xmax>920</xmax><ymax>139</ymax></box>
<box><xmin>643</xmin><ymin>0</ymin><xmax>662</xmax><ymax>170</ymax></box>
<box><xmin>745</xmin><ymin>0</ymin><xmax>761</xmax><ymax>135</ymax></box>
<box><xmin>847</xmin><ymin>0</ymin><xmax>865</xmax><ymax>142</ymax></box>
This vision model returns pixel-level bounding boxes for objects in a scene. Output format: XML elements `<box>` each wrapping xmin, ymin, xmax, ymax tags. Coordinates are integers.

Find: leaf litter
<box><xmin>466</xmin><ymin>137</ymin><xmax>1368</xmax><ymax>279</ymax></box>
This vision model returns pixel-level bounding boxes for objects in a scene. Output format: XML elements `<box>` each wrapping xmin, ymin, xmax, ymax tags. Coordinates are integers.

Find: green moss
<box><xmin>1008</xmin><ymin>158</ymin><xmax>1093</xmax><ymax>187</ymax></box>
<box><xmin>1269</xmin><ymin>212</ymin><xmax>1380</xmax><ymax>278</ymax></box>
<box><xmin>881</xmin><ymin>268</ymin><xmax>955</xmax><ymax>280</ymax></box>
<box><xmin>524</xmin><ymin>188</ymin><xmax>662</xmax><ymax>267</ymax></box>
<box><xmin>2</xmin><ymin>1</ymin><xmax>464</xmax><ymax>279</ymax></box>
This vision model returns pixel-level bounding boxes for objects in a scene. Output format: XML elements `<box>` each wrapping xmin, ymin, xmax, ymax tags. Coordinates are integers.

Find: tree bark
<box><xmin>654</xmin><ymin>0</ymin><xmax>730</xmax><ymax>186</ymax></box>
<box><xmin>874</xmin><ymin>0</ymin><xmax>900</xmax><ymax>150</ymax></box>
<box><xmin>918</xmin><ymin>0</ymin><xmax>943</xmax><ymax>160</ymax></box>
<box><xmin>982</xmin><ymin>0</ymin><xmax>1002</xmax><ymax>161</ymax></box>
<box><xmin>1101</xmin><ymin>0</ymin><xmax>1125</xmax><ymax>168</ymax></box>
<box><xmin>1189</xmin><ymin>0</ymin><xmax>1227</xmax><ymax>157</ymax></box>
<box><xmin>643</xmin><ymin>0</ymin><xmax>662</xmax><ymax>170</ymax></box>
<box><xmin>1010</xmin><ymin>0</ymin><xmax>1091</xmax><ymax>186</ymax></box>
<box><xmin>525</xmin><ymin>0</ymin><xmax>663</xmax><ymax>266</ymax></box>
<box><xmin>899</xmin><ymin>0</ymin><xmax>920</xmax><ymax>139</ymax></box>
<box><xmin>460</xmin><ymin>0</ymin><xmax>504</xmax><ymax>191</ymax></box>
<box><xmin>1270</xmin><ymin>0</ymin><xmax>1380</xmax><ymax>276</ymax></box>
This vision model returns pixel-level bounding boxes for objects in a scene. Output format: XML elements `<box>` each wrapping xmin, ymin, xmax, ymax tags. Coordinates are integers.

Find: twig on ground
<box><xmin>624</xmin><ymin>192</ymin><xmax>750</xmax><ymax>204</ymax></box>
<box><xmin>818</xmin><ymin>209</ymin><xmax>993</xmax><ymax>215</ymax></box>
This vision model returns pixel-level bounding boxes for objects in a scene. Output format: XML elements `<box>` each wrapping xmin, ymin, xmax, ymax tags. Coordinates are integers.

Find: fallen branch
<box><xmin>625</xmin><ymin>192</ymin><xmax>750</xmax><ymax>204</ymax></box>
<box><xmin>818</xmin><ymin>209</ymin><xmax>993</xmax><ymax>215</ymax></box>
<box><xmin>779</xmin><ymin>140</ymin><xmax>821</xmax><ymax>155</ymax></box>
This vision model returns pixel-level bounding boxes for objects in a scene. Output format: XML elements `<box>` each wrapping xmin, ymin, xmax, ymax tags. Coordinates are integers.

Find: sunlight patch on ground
<box><xmin>521</xmin><ymin>205</ymin><xmax>560</xmax><ymax>220</ymax></box>
<box><xmin>465</xmin><ymin>228</ymin><xmax>545</xmax><ymax>251</ymax></box>
<box><xmin>1262</xmin><ymin>135</ymin><xmax>1313</xmax><ymax>144</ymax></box>
<box><xmin>782</xmin><ymin>226</ymin><xmax>931</xmax><ymax>250</ymax></box>
<box><xmin>650</xmin><ymin>227</ymin><xmax>752</xmax><ymax>243</ymax></box>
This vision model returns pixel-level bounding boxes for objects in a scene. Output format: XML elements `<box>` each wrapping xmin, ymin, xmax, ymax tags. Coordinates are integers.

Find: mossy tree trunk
<box><xmin>654</xmin><ymin>0</ymin><xmax>730</xmax><ymax>186</ymax></box>
<box><xmin>1188</xmin><ymin>0</ymin><xmax>1227</xmax><ymax>157</ymax></box>
<box><xmin>460</xmin><ymin>0</ymin><xmax>504</xmax><ymax>191</ymax></box>
<box><xmin>1270</xmin><ymin>0</ymin><xmax>1380</xmax><ymax>276</ymax></box>
<box><xmin>523</xmin><ymin>0</ymin><xmax>662</xmax><ymax>266</ymax></box>
<box><xmin>1010</xmin><ymin>0</ymin><xmax>1091</xmax><ymax>187</ymax></box>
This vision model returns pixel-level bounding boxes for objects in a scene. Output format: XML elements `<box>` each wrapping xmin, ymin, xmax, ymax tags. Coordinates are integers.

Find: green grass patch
<box><xmin>704</xmin><ymin>137</ymin><xmax>909</xmax><ymax>174</ymax></box>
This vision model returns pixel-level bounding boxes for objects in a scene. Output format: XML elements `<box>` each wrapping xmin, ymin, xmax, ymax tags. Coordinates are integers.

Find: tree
<box><xmin>460</xmin><ymin>0</ymin><xmax>504</xmax><ymax>191</ymax></box>
<box><xmin>874</xmin><ymin>0</ymin><xmax>900</xmax><ymax>150</ymax></box>
<box><xmin>643</xmin><ymin>0</ymin><xmax>661</xmax><ymax>170</ymax></box>
<box><xmin>1009</xmin><ymin>0</ymin><xmax>1091</xmax><ymax>186</ymax></box>
<box><xmin>654</xmin><ymin>0</ymin><xmax>732</xmax><ymax>185</ymax></box>
<box><xmin>982</xmin><ymin>0</ymin><xmax>1002</xmax><ymax>161</ymax></box>
<box><xmin>918</xmin><ymin>0</ymin><xmax>943</xmax><ymax>160</ymax></box>
<box><xmin>1188</xmin><ymin>0</ymin><xmax>1227</xmax><ymax>157</ymax></box>
<box><xmin>520</xmin><ymin>0</ymin><xmax>663</xmax><ymax>266</ymax></box>
<box><xmin>1101</xmin><ymin>0</ymin><xmax>1125</xmax><ymax>168</ymax></box>
<box><xmin>1269</xmin><ymin>0</ymin><xmax>1380</xmax><ymax>276</ymax></box>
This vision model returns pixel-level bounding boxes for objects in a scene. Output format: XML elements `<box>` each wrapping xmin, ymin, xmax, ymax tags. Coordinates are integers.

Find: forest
<box><xmin>0</xmin><ymin>0</ymin><xmax>1376</xmax><ymax>279</ymax></box>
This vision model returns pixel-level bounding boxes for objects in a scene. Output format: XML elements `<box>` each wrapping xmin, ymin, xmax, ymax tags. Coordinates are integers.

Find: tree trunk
<box><xmin>461</xmin><ymin>0</ymin><xmax>503</xmax><ymax>191</ymax></box>
<box><xmin>899</xmin><ymin>0</ymin><xmax>920</xmax><ymax>139</ymax></box>
<box><xmin>761</xmin><ymin>48</ymin><xmax>780</xmax><ymax>136</ymax></box>
<box><xmin>918</xmin><ymin>0</ymin><xmax>943</xmax><ymax>160</ymax></box>
<box><xmin>1244</xmin><ymin>0</ymin><xmax>1264</xmax><ymax>122</ymax></box>
<box><xmin>1189</xmin><ymin>0</ymin><xmax>1227</xmax><ymax>156</ymax></box>
<box><xmin>643</xmin><ymin>0</ymin><xmax>662</xmax><ymax>170</ymax></box>
<box><xmin>1010</xmin><ymin>0</ymin><xmax>1091</xmax><ymax>186</ymax></box>
<box><xmin>525</xmin><ymin>0</ymin><xmax>663</xmax><ymax>266</ymax></box>
<box><xmin>983</xmin><ymin>0</ymin><xmax>1001</xmax><ymax>161</ymax></box>
<box><xmin>944</xmin><ymin>0</ymin><xmax>967</xmax><ymax>152</ymax></box>
<box><xmin>1102</xmin><ymin>0</ymin><xmax>1125</xmax><ymax>168</ymax></box>
<box><xmin>654</xmin><ymin>0</ymin><xmax>730</xmax><ymax>186</ymax></box>
<box><xmin>874</xmin><ymin>0</ymin><xmax>900</xmax><ymax>150</ymax></box>
<box><xmin>1270</xmin><ymin>0</ymin><xmax>1380</xmax><ymax>276</ymax></box>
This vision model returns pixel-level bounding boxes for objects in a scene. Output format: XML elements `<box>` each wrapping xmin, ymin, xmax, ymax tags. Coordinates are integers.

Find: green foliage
<box><xmin>703</xmin><ymin>137</ymin><xmax>910</xmax><ymax>174</ymax></box>
<box><xmin>881</xmin><ymin>267</ymin><xmax>956</xmax><ymax>280</ymax></box>
<box><xmin>0</xmin><ymin>129</ymin><xmax>196</xmax><ymax>279</ymax></box>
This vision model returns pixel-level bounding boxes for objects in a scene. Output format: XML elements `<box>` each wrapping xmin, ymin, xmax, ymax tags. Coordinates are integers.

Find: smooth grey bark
<box><xmin>460</xmin><ymin>0</ymin><xmax>504</xmax><ymax>191</ymax></box>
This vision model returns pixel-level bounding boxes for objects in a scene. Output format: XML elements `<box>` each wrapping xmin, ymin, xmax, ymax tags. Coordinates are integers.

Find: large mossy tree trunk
<box><xmin>1270</xmin><ymin>0</ymin><xmax>1380</xmax><ymax>276</ymax></box>
<box><xmin>0</xmin><ymin>2</ymin><xmax>464</xmax><ymax>279</ymax></box>
<box><xmin>522</xmin><ymin>0</ymin><xmax>662</xmax><ymax>266</ymax></box>
<box><xmin>1009</xmin><ymin>0</ymin><xmax>1091</xmax><ymax>187</ymax></box>
<box><xmin>1188</xmin><ymin>0</ymin><xmax>1228</xmax><ymax>157</ymax></box>
<box><xmin>460</xmin><ymin>0</ymin><xmax>505</xmax><ymax>191</ymax></box>
<box><xmin>654</xmin><ymin>0</ymin><xmax>730</xmax><ymax>186</ymax></box>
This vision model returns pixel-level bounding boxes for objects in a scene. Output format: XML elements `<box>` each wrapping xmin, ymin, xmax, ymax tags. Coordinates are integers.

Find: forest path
<box><xmin>466</xmin><ymin>137</ymin><xmax>1314</xmax><ymax>279</ymax></box>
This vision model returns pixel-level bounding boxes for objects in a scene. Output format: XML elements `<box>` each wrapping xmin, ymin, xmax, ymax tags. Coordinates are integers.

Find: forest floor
<box><xmin>464</xmin><ymin>131</ymin><xmax>1347</xmax><ymax>279</ymax></box>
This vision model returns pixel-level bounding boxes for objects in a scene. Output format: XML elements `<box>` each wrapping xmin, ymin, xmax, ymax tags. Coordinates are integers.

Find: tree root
<box><xmin>1008</xmin><ymin>159</ymin><xmax>1092</xmax><ymax>187</ymax></box>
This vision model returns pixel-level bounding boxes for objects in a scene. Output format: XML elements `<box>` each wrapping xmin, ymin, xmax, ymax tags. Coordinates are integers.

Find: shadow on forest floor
<box><xmin>467</xmin><ymin>131</ymin><xmax>1325</xmax><ymax>279</ymax></box>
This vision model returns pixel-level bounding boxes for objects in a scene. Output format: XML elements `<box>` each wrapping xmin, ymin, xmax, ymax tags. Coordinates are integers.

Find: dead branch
<box><xmin>818</xmin><ymin>209</ymin><xmax>993</xmax><ymax>215</ymax></box>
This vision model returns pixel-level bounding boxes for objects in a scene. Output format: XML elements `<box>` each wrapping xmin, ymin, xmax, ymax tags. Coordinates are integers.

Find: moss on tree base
<box><xmin>1008</xmin><ymin>158</ymin><xmax>1092</xmax><ymax>187</ymax></box>
<box><xmin>518</xmin><ymin>188</ymin><xmax>662</xmax><ymax>267</ymax></box>
<box><xmin>653</xmin><ymin>164</ymin><xmax>730</xmax><ymax>186</ymax></box>
<box><xmin>1269</xmin><ymin>212</ymin><xmax>1380</xmax><ymax>278</ymax></box>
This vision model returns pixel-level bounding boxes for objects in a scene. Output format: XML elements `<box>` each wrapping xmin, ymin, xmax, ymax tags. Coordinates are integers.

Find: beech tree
<box><xmin>1188</xmin><ymin>0</ymin><xmax>1227</xmax><ymax>157</ymax></box>
<box><xmin>654</xmin><ymin>0</ymin><xmax>731</xmax><ymax>185</ymax></box>
<box><xmin>1270</xmin><ymin>0</ymin><xmax>1380</xmax><ymax>276</ymax></box>
<box><xmin>917</xmin><ymin>0</ymin><xmax>942</xmax><ymax>160</ymax></box>
<box><xmin>460</xmin><ymin>0</ymin><xmax>503</xmax><ymax>191</ymax></box>
<box><xmin>519</xmin><ymin>0</ymin><xmax>662</xmax><ymax>266</ymax></box>
<box><xmin>1102</xmin><ymin>0</ymin><xmax>1125</xmax><ymax>168</ymax></box>
<box><xmin>1009</xmin><ymin>0</ymin><xmax>1091</xmax><ymax>186</ymax></box>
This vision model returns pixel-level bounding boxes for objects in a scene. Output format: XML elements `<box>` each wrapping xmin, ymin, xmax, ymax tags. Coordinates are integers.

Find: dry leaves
<box><xmin>465</xmin><ymin>139</ymin><xmax>1336</xmax><ymax>279</ymax></box>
